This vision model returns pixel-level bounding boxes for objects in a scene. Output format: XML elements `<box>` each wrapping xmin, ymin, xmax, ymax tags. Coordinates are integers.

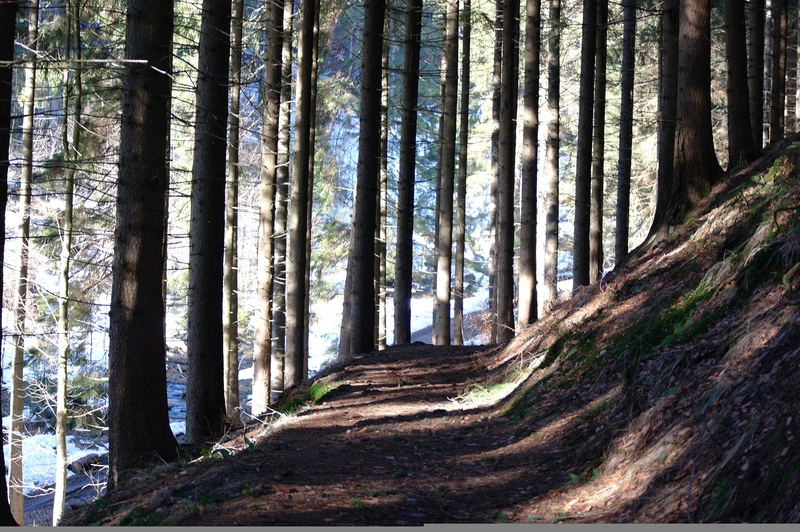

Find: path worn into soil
<box><xmin>70</xmin><ymin>343</ymin><xmax>577</xmax><ymax>526</ymax></box>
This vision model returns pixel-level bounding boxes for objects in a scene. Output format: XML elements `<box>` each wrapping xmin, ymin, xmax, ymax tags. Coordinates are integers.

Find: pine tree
<box><xmin>286</xmin><ymin>0</ymin><xmax>315</xmax><ymax>380</ymax></box>
<box><xmin>573</xmin><ymin>0</ymin><xmax>597</xmax><ymax>288</ymax></box>
<box><xmin>615</xmin><ymin>0</ymin><xmax>635</xmax><ymax>263</ymax></box>
<box><xmin>9</xmin><ymin>0</ymin><xmax>39</xmax><ymax>517</ymax></box>
<box><xmin>518</xmin><ymin>0</ymin><xmax>540</xmax><ymax>328</ymax></box>
<box><xmin>541</xmin><ymin>0</ymin><xmax>561</xmax><ymax>314</ymax></box>
<box><xmin>433</xmin><ymin>0</ymin><xmax>459</xmax><ymax>346</ymax></box>
<box><xmin>186</xmin><ymin>0</ymin><xmax>232</xmax><ymax>443</ymax></box>
<box><xmin>393</xmin><ymin>0</ymin><xmax>423</xmax><ymax>345</ymax></box>
<box><xmin>495</xmin><ymin>0</ymin><xmax>519</xmax><ymax>342</ymax></box>
<box><xmin>254</xmin><ymin>0</ymin><xmax>284</xmax><ymax>415</ymax></box>
<box><xmin>109</xmin><ymin>0</ymin><xmax>178</xmax><ymax>487</ymax></box>
<box><xmin>348</xmin><ymin>0</ymin><xmax>386</xmax><ymax>355</ymax></box>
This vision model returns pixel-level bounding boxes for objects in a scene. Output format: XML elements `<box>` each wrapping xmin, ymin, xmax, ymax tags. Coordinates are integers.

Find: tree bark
<box><xmin>649</xmin><ymin>0</ymin><xmax>678</xmax><ymax>238</ymax></box>
<box><xmin>455</xmin><ymin>0</ymin><xmax>472</xmax><ymax>345</ymax></box>
<box><xmin>489</xmin><ymin>0</ymin><xmax>502</xmax><ymax>341</ymax></box>
<box><xmin>254</xmin><ymin>0</ymin><xmax>284</xmax><ymax>414</ymax></box>
<box><xmin>541</xmin><ymin>0</ymin><xmax>561</xmax><ymax>315</ymax></box>
<box><xmin>590</xmin><ymin>0</ymin><xmax>607</xmax><ymax>284</ymax></box>
<box><xmin>223</xmin><ymin>0</ymin><xmax>244</xmax><ymax>418</ymax></box>
<box><xmin>725</xmin><ymin>0</ymin><xmax>756</xmax><ymax>167</ymax></box>
<box><xmin>0</xmin><ymin>0</ymin><xmax>21</xmax><ymax>524</ymax></box>
<box><xmin>286</xmin><ymin>0</ymin><xmax>315</xmax><ymax>381</ymax></box>
<box><xmin>9</xmin><ymin>0</ymin><xmax>38</xmax><ymax>518</ymax></box>
<box><xmin>673</xmin><ymin>0</ymin><xmax>722</xmax><ymax>219</ymax></box>
<box><xmin>615</xmin><ymin>0</ymin><xmax>635</xmax><ymax>264</ymax></box>
<box><xmin>749</xmin><ymin>0</ymin><xmax>766</xmax><ymax>148</ymax></box>
<box><xmin>770</xmin><ymin>0</ymin><xmax>788</xmax><ymax>142</ymax></box>
<box><xmin>376</xmin><ymin>15</ymin><xmax>389</xmax><ymax>350</ymax></box>
<box><xmin>271</xmin><ymin>0</ymin><xmax>292</xmax><ymax>400</ymax></box>
<box><xmin>573</xmin><ymin>0</ymin><xmax>597</xmax><ymax>288</ymax></box>
<box><xmin>393</xmin><ymin>0</ymin><xmax>423</xmax><ymax>345</ymax></box>
<box><xmin>348</xmin><ymin>0</ymin><xmax>386</xmax><ymax>355</ymax></box>
<box><xmin>519</xmin><ymin>0</ymin><xmax>540</xmax><ymax>327</ymax></box>
<box><xmin>55</xmin><ymin>1</ymin><xmax>83</xmax><ymax>523</ymax></box>
<box><xmin>433</xmin><ymin>0</ymin><xmax>459</xmax><ymax>346</ymax></box>
<box><xmin>109</xmin><ymin>0</ymin><xmax>178</xmax><ymax>487</ymax></box>
<box><xmin>496</xmin><ymin>0</ymin><xmax>519</xmax><ymax>343</ymax></box>
<box><xmin>186</xmin><ymin>0</ymin><xmax>232</xmax><ymax>442</ymax></box>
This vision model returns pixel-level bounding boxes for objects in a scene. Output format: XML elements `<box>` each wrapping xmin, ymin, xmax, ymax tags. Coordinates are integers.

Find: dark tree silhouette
<box><xmin>109</xmin><ymin>0</ymin><xmax>178</xmax><ymax>487</ymax></box>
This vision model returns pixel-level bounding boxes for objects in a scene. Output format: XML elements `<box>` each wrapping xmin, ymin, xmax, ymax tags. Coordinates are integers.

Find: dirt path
<box><xmin>67</xmin><ymin>343</ymin><xmax>576</xmax><ymax>526</ymax></box>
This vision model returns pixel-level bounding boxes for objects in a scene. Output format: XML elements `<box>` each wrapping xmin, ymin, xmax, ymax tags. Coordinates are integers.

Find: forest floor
<box><xmin>64</xmin><ymin>137</ymin><xmax>800</xmax><ymax>525</ymax></box>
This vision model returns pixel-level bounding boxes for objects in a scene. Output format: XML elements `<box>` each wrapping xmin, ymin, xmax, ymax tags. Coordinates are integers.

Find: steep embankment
<box><xmin>65</xmin><ymin>137</ymin><xmax>800</xmax><ymax>525</ymax></box>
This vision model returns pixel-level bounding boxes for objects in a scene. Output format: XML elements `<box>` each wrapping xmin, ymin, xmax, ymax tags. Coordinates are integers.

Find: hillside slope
<box><xmin>64</xmin><ymin>137</ymin><xmax>800</xmax><ymax>525</ymax></box>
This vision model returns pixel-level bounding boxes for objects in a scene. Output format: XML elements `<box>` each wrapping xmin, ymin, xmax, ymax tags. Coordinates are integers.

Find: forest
<box><xmin>0</xmin><ymin>0</ymin><xmax>798</xmax><ymax>525</ymax></box>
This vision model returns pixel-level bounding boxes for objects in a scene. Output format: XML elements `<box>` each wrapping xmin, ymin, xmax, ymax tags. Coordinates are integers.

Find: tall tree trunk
<box><xmin>348</xmin><ymin>0</ymin><xmax>386</xmax><ymax>355</ymax></box>
<box><xmin>541</xmin><ymin>0</ymin><xmax>561</xmax><ymax>315</ymax></box>
<box><xmin>10</xmin><ymin>0</ymin><xmax>38</xmax><ymax>518</ymax></box>
<box><xmin>770</xmin><ymin>0</ymin><xmax>788</xmax><ymax>141</ymax></box>
<box><xmin>615</xmin><ymin>0</ymin><xmax>635</xmax><ymax>264</ymax></box>
<box><xmin>519</xmin><ymin>0</ymin><xmax>540</xmax><ymax>327</ymax></box>
<box><xmin>0</xmin><ymin>0</ymin><xmax>19</xmax><ymax>524</ymax></box>
<box><xmin>393</xmin><ymin>0</ymin><xmax>422</xmax><ymax>345</ymax></box>
<box><xmin>590</xmin><ymin>0</ymin><xmax>607</xmax><ymax>284</ymax></box>
<box><xmin>496</xmin><ymin>0</ymin><xmax>519</xmax><ymax>343</ymax></box>
<box><xmin>573</xmin><ymin>0</ymin><xmax>597</xmax><ymax>288</ymax></box>
<box><xmin>224</xmin><ymin>0</ymin><xmax>244</xmax><ymax>418</ymax></box>
<box><xmin>455</xmin><ymin>0</ymin><xmax>472</xmax><ymax>345</ymax></box>
<box><xmin>286</xmin><ymin>0</ymin><xmax>315</xmax><ymax>381</ymax></box>
<box><xmin>433</xmin><ymin>0</ymin><xmax>459</xmax><ymax>346</ymax></box>
<box><xmin>489</xmin><ymin>0</ymin><xmax>502</xmax><ymax>341</ymax></box>
<box><xmin>376</xmin><ymin>14</ymin><xmax>389</xmax><ymax>350</ymax></box>
<box><xmin>674</xmin><ymin>0</ymin><xmax>722</xmax><ymax>219</ymax></box>
<box><xmin>749</xmin><ymin>0</ymin><xmax>766</xmax><ymax>147</ymax></box>
<box><xmin>272</xmin><ymin>0</ymin><xmax>292</xmax><ymax>400</ymax></box>
<box><xmin>304</xmin><ymin>0</ymin><xmax>322</xmax><ymax>374</ymax></box>
<box><xmin>649</xmin><ymin>0</ymin><xmax>679</xmax><ymax>238</ymax></box>
<box><xmin>109</xmin><ymin>0</ymin><xmax>178</xmax><ymax>487</ymax></box>
<box><xmin>55</xmin><ymin>1</ymin><xmax>83</xmax><ymax>523</ymax></box>
<box><xmin>785</xmin><ymin>0</ymin><xmax>796</xmax><ymax>132</ymax></box>
<box><xmin>726</xmin><ymin>0</ymin><xmax>756</xmax><ymax>167</ymax></box>
<box><xmin>254</xmin><ymin>0</ymin><xmax>284</xmax><ymax>415</ymax></box>
<box><xmin>186</xmin><ymin>0</ymin><xmax>232</xmax><ymax>442</ymax></box>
